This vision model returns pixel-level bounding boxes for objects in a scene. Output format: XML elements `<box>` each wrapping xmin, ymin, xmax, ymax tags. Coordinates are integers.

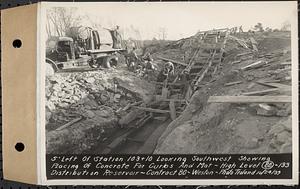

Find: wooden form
<box><xmin>193</xmin><ymin>51</ymin><xmax>215</xmax><ymax>88</ymax></box>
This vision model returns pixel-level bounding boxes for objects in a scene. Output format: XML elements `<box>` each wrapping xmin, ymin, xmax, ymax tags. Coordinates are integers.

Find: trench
<box><xmin>85</xmin><ymin>52</ymin><xmax>237</xmax><ymax>155</ymax></box>
<box><xmin>87</xmin><ymin>119</ymin><xmax>172</xmax><ymax>154</ymax></box>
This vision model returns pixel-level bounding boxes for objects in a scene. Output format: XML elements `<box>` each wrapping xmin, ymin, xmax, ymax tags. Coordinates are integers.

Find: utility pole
<box><xmin>159</xmin><ymin>27</ymin><xmax>167</xmax><ymax>40</ymax></box>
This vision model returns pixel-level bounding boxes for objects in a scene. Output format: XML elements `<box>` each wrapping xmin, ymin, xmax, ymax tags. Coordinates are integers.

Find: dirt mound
<box><xmin>154</xmin><ymin>31</ymin><xmax>292</xmax><ymax>154</ymax></box>
<box><xmin>258</xmin><ymin>37</ymin><xmax>291</xmax><ymax>52</ymax></box>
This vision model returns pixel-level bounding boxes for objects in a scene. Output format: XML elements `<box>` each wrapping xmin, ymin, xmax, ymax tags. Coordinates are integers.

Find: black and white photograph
<box><xmin>45</xmin><ymin>2</ymin><xmax>295</xmax><ymax>155</ymax></box>
<box><xmin>40</xmin><ymin>1</ymin><xmax>298</xmax><ymax>184</ymax></box>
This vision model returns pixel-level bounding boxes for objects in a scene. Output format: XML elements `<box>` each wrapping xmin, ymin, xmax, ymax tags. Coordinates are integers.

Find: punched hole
<box><xmin>12</xmin><ymin>39</ymin><xmax>22</xmax><ymax>48</ymax></box>
<box><xmin>15</xmin><ymin>142</ymin><xmax>25</xmax><ymax>152</ymax></box>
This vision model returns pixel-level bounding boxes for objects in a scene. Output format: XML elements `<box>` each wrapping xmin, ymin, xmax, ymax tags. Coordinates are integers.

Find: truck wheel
<box><xmin>88</xmin><ymin>58</ymin><xmax>98</xmax><ymax>68</ymax></box>
<box><xmin>45</xmin><ymin>58</ymin><xmax>58</xmax><ymax>75</ymax></box>
<box><xmin>46</xmin><ymin>63</ymin><xmax>55</xmax><ymax>76</ymax></box>
<box><xmin>110</xmin><ymin>58</ymin><xmax>118</xmax><ymax>67</ymax></box>
<box><xmin>103</xmin><ymin>57</ymin><xmax>111</xmax><ymax>68</ymax></box>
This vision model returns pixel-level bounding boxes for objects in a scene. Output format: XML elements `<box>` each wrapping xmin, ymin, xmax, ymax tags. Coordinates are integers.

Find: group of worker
<box><xmin>124</xmin><ymin>47</ymin><xmax>157</xmax><ymax>76</ymax></box>
<box><xmin>124</xmin><ymin>47</ymin><xmax>176</xmax><ymax>81</ymax></box>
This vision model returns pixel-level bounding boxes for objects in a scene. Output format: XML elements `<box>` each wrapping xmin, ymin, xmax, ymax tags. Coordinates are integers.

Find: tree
<box><xmin>159</xmin><ymin>27</ymin><xmax>167</xmax><ymax>40</ymax></box>
<box><xmin>265</xmin><ymin>27</ymin><xmax>272</xmax><ymax>32</ymax></box>
<box><xmin>254</xmin><ymin>23</ymin><xmax>264</xmax><ymax>32</ymax></box>
<box><xmin>46</xmin><ymin>7</ymin><xmax>82</xmax><ymax>38</ymax></box>
<box><xmin>281</xmin><ymin>21</ymin><xmax>291</xmax><ymax>31</ymax></box>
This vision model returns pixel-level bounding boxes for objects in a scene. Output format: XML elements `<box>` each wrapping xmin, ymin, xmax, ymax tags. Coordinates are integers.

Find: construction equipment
<box><xmin>46</xmin><ymin>26</ymin><xmax>125</xmax><ymax>73</ymax></box>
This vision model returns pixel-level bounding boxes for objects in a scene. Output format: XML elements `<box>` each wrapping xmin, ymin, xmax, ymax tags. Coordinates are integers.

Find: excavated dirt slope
<box><xmin>154</xmin><ymin>31</ymin><xmax>292</xmax><ymax>154</ymax></box>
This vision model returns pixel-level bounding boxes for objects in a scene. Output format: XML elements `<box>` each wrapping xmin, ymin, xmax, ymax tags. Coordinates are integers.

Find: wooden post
<box><xmin>169</xmin><ymin>100</ymin><xmax>177</xmax><ymax>120</ymax></box>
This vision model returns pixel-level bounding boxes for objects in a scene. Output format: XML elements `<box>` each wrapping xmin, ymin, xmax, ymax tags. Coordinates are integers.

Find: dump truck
<box><xmin>46</xmin><ymin>26</ymin><xmax>124</xmax><ymax>73</ymax></box>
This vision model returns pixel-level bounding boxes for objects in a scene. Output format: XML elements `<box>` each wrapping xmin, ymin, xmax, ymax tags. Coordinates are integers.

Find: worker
<box><xmin>179</xmin><ymin>69</ymin><xmax>191</xmax><ymax>95</ymax></box>
<box><xmin>142</xmin><ymin>52</ymin><xmax>155</xmax><ymax>72</ymax></box>
<box><xmin>142</xmin><ymin>52</ymin><xmax>153</xmax><ymax>62</ymax></box>
<box><xmin>164</xmin><ymin>61</ymin><xmax>175</xmax><ymax>76</ymax></box>
<box><xmin>239</xmin><ymin>26</ymin><xmax>243</xmax><ymax>33</ymax></box>
<box><xmin>109</xmin><ymin>52</ymin><xmax>119</xmax><ymax>68</ymax></box>
<box><xmin>107</xmin><ymin>25</ymin><xmax>122</xmax><ymax>49</ymax></box>
<box><xmin>126</xmin><ymin>47</ymin><xmax>139</xmax><ymax>71</ymax></box>
<box><xmin>156</xmin><ymin>61</ymin><xmax>174</xmax><ymax>83</ymax></box>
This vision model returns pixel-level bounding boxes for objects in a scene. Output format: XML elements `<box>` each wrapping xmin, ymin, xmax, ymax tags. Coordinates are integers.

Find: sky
<box><xmin>46</xmin><ymin>1</ymin><xmax>297</xmax><ymax>40</ymax></box>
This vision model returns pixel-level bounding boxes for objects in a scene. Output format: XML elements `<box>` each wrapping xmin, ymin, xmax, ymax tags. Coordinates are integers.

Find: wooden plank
<box><xmin>169</xmin><ymin>100</ymin><xmax>177</xmax><ymax>120</ymax></box>
<box><xmin>241</xmin><ymin>60</ymin><xmax>267</xmax><ymax>70</ymax></box>
<box><xmin>228</xmin><ymin>35</ymin><xmax>249</xmax><ymax>49</ymax></box>
<box><xmin>231</xmin><ymin>60</ymin><xmax>241</xmax><ymax>64</ymax></box>
<box><xmin>236</xmin><ymin>51</ymin><xmax>253</xmax><ymax>57</ymax></box>
<box><xmin>157</xmin><ymin>56</ymin><xmax>188</xmax><ymax>66</ymax></box>
<box><xmin>256</xmin><ymin>81</ymin><xmax>291</xmax><ymax>90</ymax></box>
<box><xmin>263</xmin><ymin>79</ymin><xmax>281</xmax><ymax>83</ymax></box>
<box><xmin>250</xmin><ymin>37</ymin><xmax>258</xmax><ymax>51</ymax></box>
<box><xmin>252</xmin><ymin>44</ymin><xmax>258</xmax><ymax>52</ymax></box>
<box><xmin>212</xmin><ymin>64</ymin><xmax>219</xmax><ymax>76</ymax></box>
<box><xmin>153</xmin><ymin>116</ymin><xmax>168</xmax><ymax>121</ymax></box>
<box><xmin>280</xmin><ymin>62</ymin><xmax>291</xmax><ymax>65</ymax></box>
<box><xmin>208</xmin><ymin>96</ymin><xmax>291</xmax><ymax>103</ymax></box>
<box><xmin>122</xmin><ymin>101</ymin><xmax>143</xmax><ymax>111</ymax></box>
<box><xmin>56</xmin><ymin>116</ymin><xmax>83</xmax><ymax>131</ymax></box>
<box><xmin>250</xmin><ymin>37</ymin><xmax>258</xmax><ymax>45</ymax></box>
<box><xmin>132</xmin><ymin>106</ymin><xmax>170</xmax><ymax>113</ymax></box>
<box><xmin>185</xmin><ymin>85</ymin><xmax>193</xmax><ymax>101</ymax></box>
<box><xmin>241</xmin><ymin>88</ymin><xmax>280</xmax><ymax>96</ymax></box>
<box><xmin>224</xmin><ymin>81</ymin><xmax>243</xmax><ymax>86</ymax></box>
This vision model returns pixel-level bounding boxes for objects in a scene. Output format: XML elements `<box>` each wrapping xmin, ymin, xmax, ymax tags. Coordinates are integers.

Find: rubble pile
<box><xmin>268</xmin><ymin>116</ymin><xmax>292</xmax><ymax>153</ymax></box>
<box><xmin>46</xmin><ymin>69</ymin><xmax>155</xmax><ymax>154</ymax></box>
<box><xmin>47</xmin><ymin>72</ymin><xmax>118</xmax><ymax>128</ymax></box>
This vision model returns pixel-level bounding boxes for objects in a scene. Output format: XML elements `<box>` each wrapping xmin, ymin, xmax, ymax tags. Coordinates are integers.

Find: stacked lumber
<box><xmin>228</xmin><ymin>35</ymin><xmax>249</xmax><ymax>49</ymax></box>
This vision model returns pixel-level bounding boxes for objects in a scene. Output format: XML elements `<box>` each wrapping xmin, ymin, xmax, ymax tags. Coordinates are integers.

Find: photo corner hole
<box><xmin>12</xmin><ymin>39</ymin><xmax>22</xmax><ymax>48</ymax></box>
<box><xmin>15</xmin><ymin>142</ymin><xmax>25</xmax><ymax>152</ymax></box>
